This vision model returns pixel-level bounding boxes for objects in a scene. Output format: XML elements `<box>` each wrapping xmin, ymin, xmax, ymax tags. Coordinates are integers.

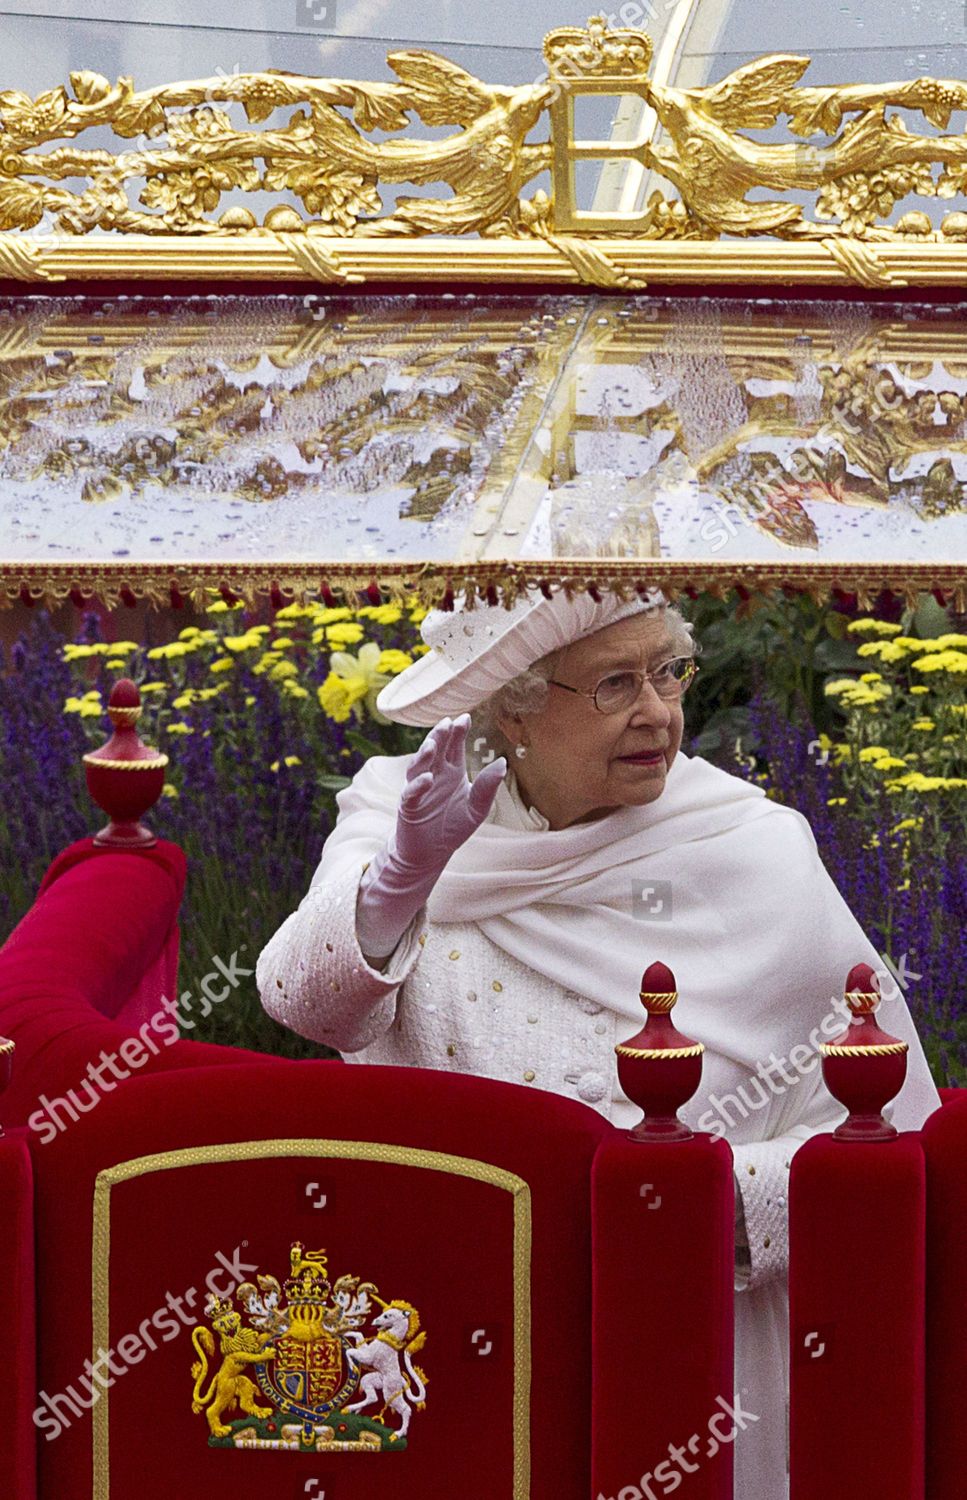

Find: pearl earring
<box><xmin>515</xmin><ymin>744</ymin><xmax>527</xmax><ymax>759</ymax></box>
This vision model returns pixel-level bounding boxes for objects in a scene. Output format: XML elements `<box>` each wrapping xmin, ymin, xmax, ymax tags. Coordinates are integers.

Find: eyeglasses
<box><xmin>549</xmin><ymin>656</ymin><xmax>698</xmax><ymax>714</ymax></box>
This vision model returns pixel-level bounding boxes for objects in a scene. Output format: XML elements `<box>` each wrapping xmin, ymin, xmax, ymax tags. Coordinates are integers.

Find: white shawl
<box><xmin>327</xmin><ymin>749</ymin><xmax>904</xmax><ymax>1066</ymax></box>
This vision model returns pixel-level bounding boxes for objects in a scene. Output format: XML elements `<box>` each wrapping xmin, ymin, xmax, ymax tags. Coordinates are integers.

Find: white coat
<box><xmin>257</xmin><ymin>750</ymin><xmax>941</xmax><ymax>1498</ymax></box>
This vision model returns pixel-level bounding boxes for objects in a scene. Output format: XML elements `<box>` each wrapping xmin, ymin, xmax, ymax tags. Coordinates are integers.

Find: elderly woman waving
<box><xmin>257</xmin><ymin>583</ymin><xmax>940</xmax><ymax>1499</ymax></box>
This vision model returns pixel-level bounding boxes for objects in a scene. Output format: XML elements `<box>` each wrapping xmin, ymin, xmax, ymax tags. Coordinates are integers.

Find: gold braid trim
<box><xmin>272</xmin><ymin>232</ymin><xmax>364</xmax><ymax>284</ymax></box>
<box><xmin>0</xmin><ymin>1038</ymin><xmax>15</xmax><ymax>1055</ymax></box>
<box><xmin>616</xmin><ymin>1043</ymin><xmax>705</xmax><ymax>1059</ymax></box>
<box><xmin>82</xmin><ymin>753</ymin><xmax>169</xmax><ymax>770</ymax></box>
<box><xmin>0</xmin><ymin>238</ymin><xmax>64</xmax><ymax>282</ymax></box>
<box><xmin>822</xmin><ymin>237</ymin><xmax>907</xmax><ymax>289</ymax></box>
<box><xmin>819</xmin><ymin>1041</ymin><xmax>909</xmax><ymax>1056</ymax></box>
<box><xmin>3</xmin><ymin>561</ymin><xmax>965</xmax><ymax>613</ymax></box>
<box><xmin>639</xmin><ymin>989</ymin><xmax>678</xmax><ymax>1011</ymax></box>
<box><xmin>534</xmin><ymin>225</ymin><xmax>649</xmax><ymax>289</ymax></box>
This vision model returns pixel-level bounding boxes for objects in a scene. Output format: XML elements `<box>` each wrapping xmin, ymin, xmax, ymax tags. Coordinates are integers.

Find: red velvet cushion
<box><xmin>1</xmin><ymin>1130</ymin><xmax>36</xmax><ymax>1500</ymax></box>
<box><xmin>922</xmin><ymin>1092</ymin><xmax>967</xmax><ymax>1500</ymax></box>
<box><xmin>0</xmin><ymin>838</ymin><xmax>287</xmax><ymax>1131</ymax></box>
<box><xmin>31</xmin><ymin>1059</ymin><xmax>613</xmax><ymax>1500</ymax></box>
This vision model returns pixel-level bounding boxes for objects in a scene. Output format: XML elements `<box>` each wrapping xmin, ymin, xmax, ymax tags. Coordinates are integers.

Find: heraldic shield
<box><xmin>190</xmin><ymin>1241</ymin><xmax>428</xmax><ymax>1452</ymax></box>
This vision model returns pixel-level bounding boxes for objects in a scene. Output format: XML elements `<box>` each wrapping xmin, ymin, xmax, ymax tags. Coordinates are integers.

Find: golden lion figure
<box><xmin>191</xmin><ymin>1298</ymin><xmax>276</xmax><ymax>1439</ymax></box>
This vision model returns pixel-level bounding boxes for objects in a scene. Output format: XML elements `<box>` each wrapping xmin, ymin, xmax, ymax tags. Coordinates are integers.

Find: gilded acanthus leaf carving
<box><xmin>0</xmin><ymin>14</ymin><xmax>966</xmax><ymax>280</ymax></box>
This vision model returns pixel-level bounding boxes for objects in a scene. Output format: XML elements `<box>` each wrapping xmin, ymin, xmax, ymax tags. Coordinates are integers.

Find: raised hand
<box><xmin>354</xmin><ymin>713</ymin><xmax>507</xmax><ymax>964</ymax></box>
<box><xmin>394</xmin><ymin>714</ymin><xmax>507</xmax><ymax>868</ymax></box>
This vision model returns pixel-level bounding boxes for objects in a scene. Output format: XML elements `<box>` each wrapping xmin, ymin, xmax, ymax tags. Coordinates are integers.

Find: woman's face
<box><xmin>496</xmin><ymin>609</ymin><xmax>687</xmax><ymax>830</ymax></box>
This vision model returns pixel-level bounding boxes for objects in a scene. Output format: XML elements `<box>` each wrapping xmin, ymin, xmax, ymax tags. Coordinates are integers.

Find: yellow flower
<box><xmin>892</xmin><ymin>817</ymin><xmax>923</xmax><ymax>833</ymax></box>
<box><xmin>244</xmin><ymin>694</ymin><xmax>256</xmax><ymax>706</ymax></box>
<box><xmin>317</xmin><ymin>672</ymin><xmax>368</xmax><ymax>723</ymax></box>
<box><xmin>909</xmin><ymin>685</ymin><xmax>929</xmax><ymax>695</ymax></box>
<box><xmin>310</xmin><ymin>606</ymin><xmax>352</xmax><ymax>624</ymax></box>
<box><xmin>356</xmin><ymin>604</ymin><xmax>402</xmax><ymax>625</ymax></box>
<box><xmin>824</xmin><ymin>678</ymin><xmax>860</xmax><ymax>696</ymax></box>
<box><xmin>223</xmin><ymin>632</ymin><xmax>262</xmax><ymax>652</ymax></box>
<box><xmin>911</xmin><ymin>718</ymin><xmax>935</xmax><ymax>731</ymax></box>
<box><xmin>176</xmin><ymin>627</ymin><xmax>218</xmax><ymax>647</ymax></box>
<box><xmin>64</xmin><ymin>695</ymin><xmax>102</xmax><ymax>717</ymax></box>
<box><xmin>859</xmin><ymin>672</ymin><xmax>882</xmax><ymax>683</ymax></box>
<box><xmin>106</xmin><ymin>659</ymin><xmax>127</xmax><ymax>671</ymax></box>
<box><xmin>147</xmin><ymin>642</ymin><xmax>190</xmax><ymax>660</ymax></box>
<box><xmin>252</xmin><ymin>650</ymin><xmax>282</xmax><ymax>676</ymax></box>
<box><xmin>856</xmin><ymin>641</ymin><xmax>907</xmax><ymax>663</ymax></box>
<box><xmin>209</xmin><ymin>657</ymin><xmax>235</xmax><ymax>673</ymax></box>
<box><xmin>325</xmin><ymin>622</ymin><xmax>365</xmax><ymax>646</ymax></box>
<box><xmin>270</xmin><ymin>755</ymin><xmax>303</xmax><ymax>772</ymax></box>
<box><xmin>317</xmin><ymin>640</ymin><xmax>395</xmax><ymax>722</ymax></box>
<box><xmin>409</xmin><ymin>606</ymin><xmax>429</xmax><ymax>625</ymax></box>
<box><xmin>138</xmin><ymin>682</ymin><xmax>167</xmax><ymax>694</ymax></box>
<box><xmin>411</xmin><ymin>643</ymin><xmax>431</xmax><ymax>656</ymax></box>
<box><xmin>847</xmin><ymin>619</ymin><xmax>902</xmax><ymax>636</ymax></box>
<box><xmin>108</xmin><ymin>641</ymin><xmax>140</xmax><ymax>654</ymax></box>
<box><xmin>172</xmin><ymin>692</ymin><xmax>196</xmax><ymax>710</ymax></box>
<box><xmin>281</xmin><ymin>680</ymin><xmax>309</xmax><ymax>698</ymax></box>
<box><xmin>377</xmin><ymin>649</ymin><xmax>415</xmax><ymax>674</ymax></box>
<box><xmin>205</xmin><ymin>599</ymin><xmax>244</xmax><ymax>613</ymax></box>
<box><xmin>269</xmin><ymin>660</ymin><xmax>298</xmax><ymax>680</ymax></box>
<box><xmin>274</xmin><ymin>604</ymin><xmax>317</xmax><ymax>621</ymax></box>
<box><xmin>933</xmin><ymin>633</ymin><xmax>967</xmax><ymax>650</ymax></box>
<box><xmin>271</xmin><ymin>636</ymin><xmax>295</xmax><ymax>649</ymax></box>
<box><xmin>911</xmin><ymin>651</ymin><xmax>967</xmax><ymax>673</ymax></box>
<box><xmin>165</xmin><ymin>722</ymin><xmax>194</xmax><ymax>735</ymax></box>
<box><xmin>826</xmin><ymin>796</ymin><xmax>848</xmax><ymax>806</ymax></box>
<box><xmin>871</xmin><ymin>756</ymin><xmax>908</xmax><ymax>770</ymax></box>
<box><xmin>63</xmin><ymin>643</ymin><xmax>112</xmax><ymax>660</ymax></box>
<box><xmin>161</xmin><ymin>782</ymin><xmax>179</xmax><ymax>799</ymax></box>
<box><xmin>950</xmin><ymin>704</ymin><xmax>967</xmax><ymax>716</ymax></box>
<box><xmin>858</xmin><ymin>745</ymin><xmax>891</xmax><ymax>761</ymax></box>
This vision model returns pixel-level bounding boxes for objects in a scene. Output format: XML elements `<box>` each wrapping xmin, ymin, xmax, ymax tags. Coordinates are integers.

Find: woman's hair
<box><xmin>466</xmin><ymin>604</ymin><xmax>700</xmax><ymax>769</ymax></box>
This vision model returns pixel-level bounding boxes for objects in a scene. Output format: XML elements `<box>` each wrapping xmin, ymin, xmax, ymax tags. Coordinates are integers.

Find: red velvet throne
<box><xmin>1</xmin><ymin>828</ymin><xmax>963</xmax><ymax>1500</ymax></box>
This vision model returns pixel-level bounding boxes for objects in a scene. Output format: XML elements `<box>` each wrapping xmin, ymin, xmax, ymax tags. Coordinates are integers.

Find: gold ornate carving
<box><xmin>1</xmin><ymin>18</ymin><xmax>967</xmax><ymax>284</ymax></box>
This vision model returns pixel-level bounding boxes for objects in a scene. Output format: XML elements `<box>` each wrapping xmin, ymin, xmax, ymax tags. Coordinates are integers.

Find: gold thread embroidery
<box><xmin>92</xmin><ymin>1138</ymin><xmax>531</xmax><ymax>1498</ymax></box>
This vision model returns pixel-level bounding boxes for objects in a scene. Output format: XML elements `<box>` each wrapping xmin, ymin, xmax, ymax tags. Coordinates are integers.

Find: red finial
<box><xmin>819</xmin><ymin>963</ymin><xmax>909</xmax><ymax>1141</ymax></box>
<box><xmin>0</xmin><ymin>1035</ymin><xmax>13</xmax><ymax>1137</ymax></box>
<box><xmin>82</xmin><ymin>679</ymin><xmax>169</xmax><ymax>848</ymax></box>
<box><xmin>615</xmin><ymin>962</ymin><xmax>705</xmax><ymax>1142</ymax></box>
<box><xmin>365</xmin><ymin>580</ymin><xmax>382</xmax><ymax>607</ymax></box>
<box><xmin>320</xmin><ymin>581</ymin><xmax>338</xmax><ymax>608</ymax></box>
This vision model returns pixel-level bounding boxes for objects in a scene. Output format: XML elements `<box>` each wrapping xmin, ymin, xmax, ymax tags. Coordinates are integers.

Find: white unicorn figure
<box><xmin>343</xmin><ymin>1299</ymin><xmax>428</xmax><ymax>1439</ymax></box>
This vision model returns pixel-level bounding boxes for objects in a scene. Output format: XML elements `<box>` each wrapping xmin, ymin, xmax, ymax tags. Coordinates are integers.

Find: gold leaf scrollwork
<box><xmin>1</xmin><ymin>18</ymin><xmax>967</xmax><ymax>284</ymax></box>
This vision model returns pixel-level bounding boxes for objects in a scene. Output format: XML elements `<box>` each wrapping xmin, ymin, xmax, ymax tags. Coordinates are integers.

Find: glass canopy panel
<box><xmin>1</xmin><ymin>290</ymin><xmax>966</xmax><ymax>573</ymax></box>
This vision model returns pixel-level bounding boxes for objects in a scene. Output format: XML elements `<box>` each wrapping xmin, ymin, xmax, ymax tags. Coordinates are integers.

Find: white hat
<box><xmin>376</xmin><ymin>583</ymin><xmax>667</xmax><ymax>726</ymax></box>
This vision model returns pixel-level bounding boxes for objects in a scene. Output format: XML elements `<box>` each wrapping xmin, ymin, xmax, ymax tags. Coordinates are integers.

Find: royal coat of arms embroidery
<box><xmin>189</xmin><ymin>1241</ymin><xmax>428</xmax><ymax>1451</ymax></box>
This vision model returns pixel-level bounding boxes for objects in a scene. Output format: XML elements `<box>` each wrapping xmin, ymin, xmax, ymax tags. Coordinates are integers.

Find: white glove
<box><xmin>354</xmin><ymin>713</ymin><xmax>507</xmax><ymax>963</ymax></box>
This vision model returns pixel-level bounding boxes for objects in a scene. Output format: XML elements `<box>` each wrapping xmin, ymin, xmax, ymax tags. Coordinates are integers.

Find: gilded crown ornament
<box><xmin>543</xmin><ymin>13</ymin><xmax>654</xmax><ymax>77</ymax></box>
